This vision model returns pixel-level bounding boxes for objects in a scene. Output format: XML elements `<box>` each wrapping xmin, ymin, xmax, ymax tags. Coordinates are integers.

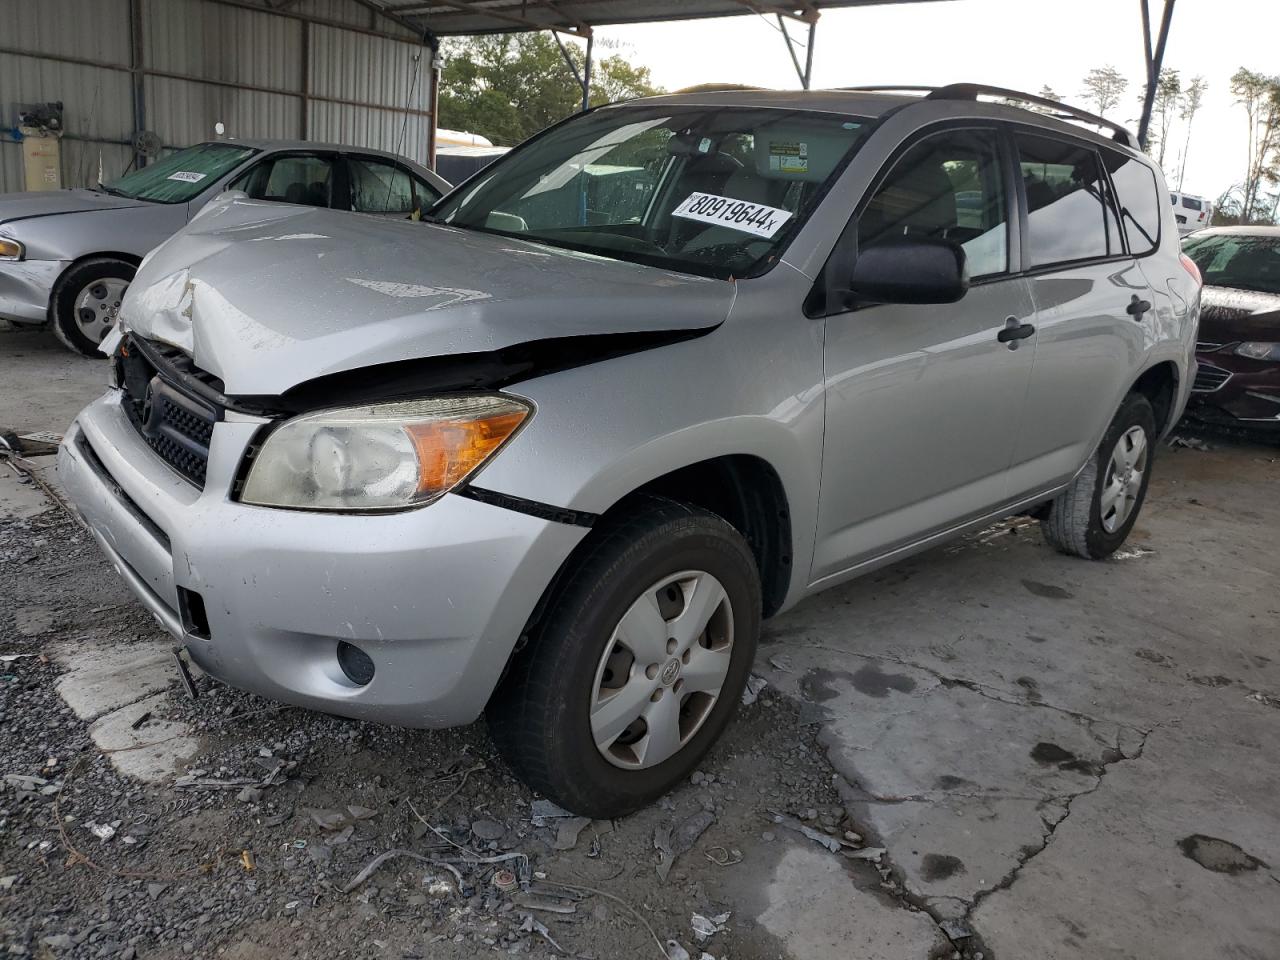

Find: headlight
<box><xmin>239</xmin><ymin>395</ymin><xmax>530</xmax><ymax>511</ymax></box>
<box><xmin>1235</xmin><ymin>342</ymin><xmax>1280</xmax><ymax>362</ymax></box>
<box><xmin>0</xmin><ymin>236</ymin><xmax>23</xmax><ymax>261</ymax></box>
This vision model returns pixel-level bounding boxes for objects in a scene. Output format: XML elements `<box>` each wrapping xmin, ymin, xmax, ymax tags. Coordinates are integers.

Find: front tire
<box><xmin>1041</xmin><ymin>393</ymin><xmax>1156</xmax><ymax>559</ymax></box>
<box><xmin>488</xmin><ymin>497</ymin><xmax>762</xmax><ymax>818</ymax></box>
<box><xmin>50</xmin><ymin>257</ymin><xmax>135</xmax><ymax>358</ymax></box>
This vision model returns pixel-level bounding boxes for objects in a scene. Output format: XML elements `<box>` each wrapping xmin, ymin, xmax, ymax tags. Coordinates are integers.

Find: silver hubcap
<box><xmin>73</xmin><ymin>277</ymin><xmax>129</xmax><ymax>343</ymax></box>
<box><xmin>1101</xmin><ymin>425</ymin><xmax>1148</xmax><ymax>533</ymax></box>
<box><xmin>589</xmin><ymin>570</ymin><xmax>734</xmax><ymax>770</ymax></box>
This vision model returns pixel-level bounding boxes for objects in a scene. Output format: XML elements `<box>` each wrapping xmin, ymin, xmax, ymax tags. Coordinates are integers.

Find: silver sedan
<box><xmin>0</xmin><ymin>139</ymin><xmax>448</xmax><ymax>356</ymax></box>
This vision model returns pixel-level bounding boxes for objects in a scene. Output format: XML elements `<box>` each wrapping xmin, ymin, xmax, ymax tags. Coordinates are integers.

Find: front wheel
<box><xmin>50</xmin><ymin>257</ymin><xmax>135</xmax><ymax>357</ymax></box>
<box><xmin>487</xmin><ymin>498</ymin><xmax>762</xmax><ymax>818</ymax></box>
<box><xmin>1040</xmin><ymin>393</ymin><xmax>1156</xmax><ymax>559</ymax></box>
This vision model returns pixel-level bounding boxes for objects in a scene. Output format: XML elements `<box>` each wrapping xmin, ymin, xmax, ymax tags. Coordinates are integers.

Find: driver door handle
<box><xmin>1127</xmin><ymin>295</ymin><xmax>1152</xmax><ymax>321</ymax></box>
<box><xmin>997</xmin><ymin>316</ymin><xmax>1036</xmax><ymax>347</ymax></box>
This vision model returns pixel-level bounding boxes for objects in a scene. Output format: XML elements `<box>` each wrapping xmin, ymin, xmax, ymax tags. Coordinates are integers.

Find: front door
<box><xmin>812</xmin><ymin>126</ymin><xmax>1037</xmax><ymax>583</ymax></box>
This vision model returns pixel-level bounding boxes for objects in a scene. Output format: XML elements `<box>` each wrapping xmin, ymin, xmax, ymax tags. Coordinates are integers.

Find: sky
<box><xmin>592</xmin><ymin>0</ymin><xmax>1276</xmax><ymax>204</ymax></box>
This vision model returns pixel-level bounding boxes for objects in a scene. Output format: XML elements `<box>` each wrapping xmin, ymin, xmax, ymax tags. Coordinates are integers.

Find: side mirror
<box><xmin>849</xmin><ymin>237</ymin><xmax>969</xmax><ymax>305</ymax></box>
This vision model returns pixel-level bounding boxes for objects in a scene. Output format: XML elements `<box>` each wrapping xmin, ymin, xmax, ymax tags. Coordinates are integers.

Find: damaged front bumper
<box><xmin>0</xmin><ymin>258</ymin><xmax>66</xmax><ymax>324</ymax></box>
<box><xmin>1187</xmin><ymin>348</ymin><xmax>1280</xmax><ymax>430</ymax></box>
<box><xmin>57</xmin><ymin>390</ymin><xmax>587</xmax><ymax>727</ymax></box>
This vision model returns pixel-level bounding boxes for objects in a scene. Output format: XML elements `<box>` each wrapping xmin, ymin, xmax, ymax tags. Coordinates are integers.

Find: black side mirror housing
<box><xmin>848</xmin><ymin>237</ymin><xmax>970</xmax><ymax>305</ymax></box>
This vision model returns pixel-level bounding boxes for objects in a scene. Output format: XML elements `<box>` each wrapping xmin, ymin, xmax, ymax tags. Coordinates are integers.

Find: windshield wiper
<box><xmin>96</xmin><ymin>184</ymin><xmax>132</xmax><ymax>199</ymax></box>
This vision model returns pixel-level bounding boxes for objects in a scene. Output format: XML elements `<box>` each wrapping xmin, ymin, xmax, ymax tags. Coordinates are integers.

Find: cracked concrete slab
<box><xmin>52</xmin><ymin>639</ymin><xmax>201</xmax><ymax>782</ymax></box>
<box><xmin>974</xmin><ymin>701</ymin><xmax>1280</xmax><ymax>958</ymax></box>
<box><xmin>766</xmin><ymin>646</ymin><xmax>1131</xmax><ymax>906</ymax></box>
<box><xmin>758</xmin><ymin>844</ymin><xmax>950</xmax><ymax>959</ymax></box>
<box><xmin>88</xmin><ymin>691</ymin><xmax>201</xmax><ymax>781</ymax></box>
<box><xmin>760</xmin><ymin>440</ymin><xmax>1280</xmax><ymax>957</ymax></box>
<box><xmin>54</xmin><ymin>641</ymin><xmax>180</xmax><ymax>722</ymax></box>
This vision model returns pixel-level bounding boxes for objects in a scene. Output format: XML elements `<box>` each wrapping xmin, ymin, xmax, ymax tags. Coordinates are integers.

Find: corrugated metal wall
<box><xmin>0</xmin><ymin>0</ymin><xmax>432</xmax><ymax>193</ymax></box>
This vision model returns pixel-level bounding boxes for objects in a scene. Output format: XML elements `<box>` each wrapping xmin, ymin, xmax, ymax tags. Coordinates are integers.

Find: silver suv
<box><xmin>58</xmin><ymin>86</ymin><xmax>1200</xmax><ymax>816</ymax></box>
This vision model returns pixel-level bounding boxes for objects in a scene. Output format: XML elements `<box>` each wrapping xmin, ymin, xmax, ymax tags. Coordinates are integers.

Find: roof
<box><xmin>365</xmin><ymin>0</ymin><xmax>950</xmax><ymax>36</ymax></box>
<box><xmin>600</xmin><ymin>87</ymin><xmax>1144</xmax><ymax>154</ymax></box>
<box><xmin>627</xmin><ymin>88</ymin><xmax>913</xmax><ymax>116</ymax></box>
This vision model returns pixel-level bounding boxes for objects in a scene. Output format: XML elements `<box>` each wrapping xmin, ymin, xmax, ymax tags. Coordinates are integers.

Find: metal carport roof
<box><xmin>365</xmin><ymin>1</ymin><xmax>943</xmax><ymax>36</ymax></box>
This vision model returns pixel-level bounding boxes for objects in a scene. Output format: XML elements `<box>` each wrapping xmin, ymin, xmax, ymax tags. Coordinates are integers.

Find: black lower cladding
<box><xmin>118</xmin><ymin>338</ymin><xmax>222</xmax><ymax>487</ymax></box>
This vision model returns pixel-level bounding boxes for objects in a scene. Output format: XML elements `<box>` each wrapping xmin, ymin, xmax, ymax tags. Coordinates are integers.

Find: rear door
<box><xmin>812</xmin><ymin>126</ymin><xmax>1038</xmax><ymax>581</ymax></box>
<box><xmin>1003</xmin><ymin>130</ymin><xmax>1151</xmax><ymax>497</ymax></box>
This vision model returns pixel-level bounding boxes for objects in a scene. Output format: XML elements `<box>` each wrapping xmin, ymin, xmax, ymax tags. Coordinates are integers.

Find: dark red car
<box><xmin>1183</xmin><ymin>226</ymin><xmax>1280</xmax><ymax>434</ymax></box>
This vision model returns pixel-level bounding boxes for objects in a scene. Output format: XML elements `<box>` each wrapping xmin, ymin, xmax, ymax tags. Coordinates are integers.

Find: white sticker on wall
<box><xmin>166</xmin><ymin>171</ymin><xmax>207</xmax><ymax>183</ymax></box>
<box><xmin>671</xmin><ymin>191</ymin><xmax>793</xmax><ymax>239</ymax></box>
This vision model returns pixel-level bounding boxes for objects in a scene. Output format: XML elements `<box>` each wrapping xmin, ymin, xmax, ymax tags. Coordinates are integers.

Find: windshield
<box><xmin>104</xmin><ymin>142</ymin><xmax>257</xmax><ymax>204</ymax></box>
<box><xmin>1183</xmin><ymin>233</ymin><xmax>1280</xmax><ymax>295</ymax></box>
<box><xmin>432</xmin><ymin>105</ymin><xmax>870</xmax><ymax>279</ymax></box>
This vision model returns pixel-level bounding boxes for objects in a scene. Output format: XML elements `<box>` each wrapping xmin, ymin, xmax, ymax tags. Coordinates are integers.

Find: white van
<box><xmin>1171</xmin><ymin>191</ymin><xmax>1213</xmax><ymax>235</ymax></box>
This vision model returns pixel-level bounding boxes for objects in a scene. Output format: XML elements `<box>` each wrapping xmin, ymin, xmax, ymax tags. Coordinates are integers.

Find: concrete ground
<box><xmin>3</xmin><ymin>323</ymin><xmax>1278</xmax><ymax>959</ymax></box>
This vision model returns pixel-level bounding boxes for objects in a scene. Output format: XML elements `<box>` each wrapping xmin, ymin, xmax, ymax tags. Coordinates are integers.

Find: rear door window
<box><xmin>859</xmin><ymin>128</ymin><xmax>1009</xmax><ymax>278</ymax></box>
<box><xmin>1014</xmin><ymin>132</ymin><xmax>1119</xmax><ymax>268</ymax></box>
<box><xmin>1103</xmin><ymin>148</ymin><xmax>1163</xmax><ymax>255</ymax></box>
<box><xmin>230</xmin><ymin>153</ymin><xmax>335</xmax><ymax>207</ymax></box>
<box><xmin>349</xmin><ymin>157</ymin><xmax>415</xmax><ymax>215</ymax></box>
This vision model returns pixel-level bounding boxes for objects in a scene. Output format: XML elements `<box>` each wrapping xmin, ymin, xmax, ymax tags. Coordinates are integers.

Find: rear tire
<box><xmin>50</xmin><ymin>257</ymin><xmax>135</xmax><ymax>358</ymax></box>
<box><xmin>487</xmin><ymin>497</ymin><xmax>762</xmax><ymax>818</ymax></box>
<box><xmin>1041</xmin><ymin>393</ymin><xmax>1156</xmax><ymax>559</ymax></box>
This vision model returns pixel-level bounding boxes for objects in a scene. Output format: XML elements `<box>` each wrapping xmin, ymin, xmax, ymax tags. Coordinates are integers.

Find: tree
<box><xmin>1147</xmin><ymin>68</ymin><xmax>1181</xmax><ymax>166</ymax></box>
<box><xmin>1229</xmin><ymin>67</ymin><xmax>1280</xmax><ymax>223</ymax></box>
<box><xmin>1037</xmin><ymin>85</ymin><xmax>1061</xmax><ymax>103</ymax></box>
<box><xmin>437</xmin><ymin>33</ymin><xmax>662</xmax><ymax>146</ymax></box>
<box><xmin>1081</xmin><ymin>66</ymin><xmax>1128</xmax><ymax>115</ymax></box>
<box><xmin>1175</xmin><ymin>75</ymin><xmax>1207</xmax><ymax>192</ymax></box>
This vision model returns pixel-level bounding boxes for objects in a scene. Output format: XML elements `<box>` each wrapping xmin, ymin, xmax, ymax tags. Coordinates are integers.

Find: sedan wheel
<box><xmin>50</xmin><ymin>257</ymin><xmax>137</xmax><ymax>358</ymax></box>
<box><xmin>73</xmin><ymin>277</ymin><xmax>130</xmax><ymax>345</ymax></box>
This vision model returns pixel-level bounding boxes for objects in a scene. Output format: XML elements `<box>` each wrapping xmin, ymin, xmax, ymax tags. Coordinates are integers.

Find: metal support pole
<box><xmin>581</xmin><ymin>32</ymin><xmax>593</xmax><ymax>111</ymax></box>
<box><xmin>803</xmin><ymin>20</ymin><xmax>815</xmax><ymax>90</ymax></box>
<box><xmin>300</xmin><ymin>20</ymin><xmax>310</xmax><ymax>140</ymax></box>
<box><xmin>128</xmin><ymin>0</ymin><xmax>146</xmax><ymax>168</ymax></box>
<box><xmin>427</xmin><ymin>39</ymin><xmax>440</xmax><ymax>171</ymax></box>
<box><xmin>1136</xmin><ymin>0</ymin><xmax>1176</xmax><ymax>150</ymax></box>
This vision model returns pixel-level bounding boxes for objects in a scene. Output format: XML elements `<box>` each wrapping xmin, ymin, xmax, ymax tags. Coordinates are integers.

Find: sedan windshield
<box><xmin>104</xmin><ymin>142</ymin><xmax>257</xmax><ymax>204</ymax></box>
<box><xmin>1183</xmin><ymin>233</ymin><xmax>1280</xmax><ymax>295</ymax></box>
<box><xmin>432</xmin><ymin>105</ymin><xmax>870</xmax><ymax>279</ymax></box>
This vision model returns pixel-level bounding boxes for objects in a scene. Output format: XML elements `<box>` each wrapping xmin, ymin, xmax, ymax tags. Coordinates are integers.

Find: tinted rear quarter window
<box><xmin>1015</xmin><ymin>132</ymin><xmax>1120</xmax><ymax>268</ymax></box>
<box><xmin>1103</xmin><ymin>149</ymin><xmax>1163</xmax><ymax>255</ymax></box>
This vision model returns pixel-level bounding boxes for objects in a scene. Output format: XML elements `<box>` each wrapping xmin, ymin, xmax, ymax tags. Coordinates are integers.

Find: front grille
<box><xmin>1196</xmin><ymin>341</ymin><xmax>1224</xmax><ymax>353</ymax></box>
<box><xmin>117</xmin><ymin>338</ymin><xmax>222</xmax><ymax>487</ymax></box>
<box><xmin>1192</xmin><ymin>362</ymin><xmax>1232</xmax><ymax>393</ymax></box>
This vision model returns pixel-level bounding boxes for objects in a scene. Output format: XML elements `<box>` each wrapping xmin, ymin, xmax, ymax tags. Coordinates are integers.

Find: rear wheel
<box><xmin>487</xmin><ymin>497</ymin><xmax>761</xmax><ymax>818</ymax></box>
<box><xmin>1041</xmin><ymin>393</ymin><xmax>1156</xmax><ymax>559</ymax></box>
<box><xmin>50</xmin><ymin>257</ymin><xmax>135</xmax><ymax>357</ymax></box>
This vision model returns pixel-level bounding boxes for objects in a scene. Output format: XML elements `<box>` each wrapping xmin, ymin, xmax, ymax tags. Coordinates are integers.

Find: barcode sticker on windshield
<box><xmin>671</xmin><ymin>192</ymin><xmax>792</xmax><ymax>239</ymax></box>
<box><xmin>166</xmin><ymin>171</ymin><xmax>207</xmax><ymax>183</ymax></box>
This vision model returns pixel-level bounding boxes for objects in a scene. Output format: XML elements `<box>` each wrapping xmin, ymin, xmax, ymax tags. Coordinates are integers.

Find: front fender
<box><xmin>476</xmin><ymin>267</ymin><xmax>825</xmax><ymax>609</ymax></box>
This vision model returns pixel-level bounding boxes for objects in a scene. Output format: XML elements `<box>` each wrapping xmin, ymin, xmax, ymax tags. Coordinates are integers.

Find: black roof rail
<box><xmin>839</xmin><ymin>85</ymin><xmax>938</xmax><ymax>95</ymax></box>
<box><xmin>927</xmin><ymin>83</ymin><xmax>1141</xmax><ymax>150</ymax></box>
<box><xmin>836</xmin><ymin>83</ymin><xmax>1141</xmax><ymax>150</ymax></box>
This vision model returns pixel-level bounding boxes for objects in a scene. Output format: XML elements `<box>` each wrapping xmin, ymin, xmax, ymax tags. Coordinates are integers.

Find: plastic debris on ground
<box><xmin>691</xmin><ymin>911</ymin><xmax>731</xmax><ymax>941</ymax></box>
<box><xmin>741</xmin><ymin>675</ymin><xmax>768</xmax><ymax>706</ymax></box>
<box><xmin>655</xmin><ymin>809</ymin><xmax>716</xmax><ymax>881</ymax></box>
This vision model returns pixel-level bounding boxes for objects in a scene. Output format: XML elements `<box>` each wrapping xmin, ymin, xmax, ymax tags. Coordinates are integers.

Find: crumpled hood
<box><xmin>0</xmin><ymin>188</ymin><xmax>146</xmax><ymax>226</ymax></box>
<box><xmin>1199</xmin><ymin>285</ymin><xmax>1280</xmax><ymax>344</ymax></box>
<box><xmin>121</xmin><ymin>200</ymin><xmax>734</xmax><ymax>395</ymax></box>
